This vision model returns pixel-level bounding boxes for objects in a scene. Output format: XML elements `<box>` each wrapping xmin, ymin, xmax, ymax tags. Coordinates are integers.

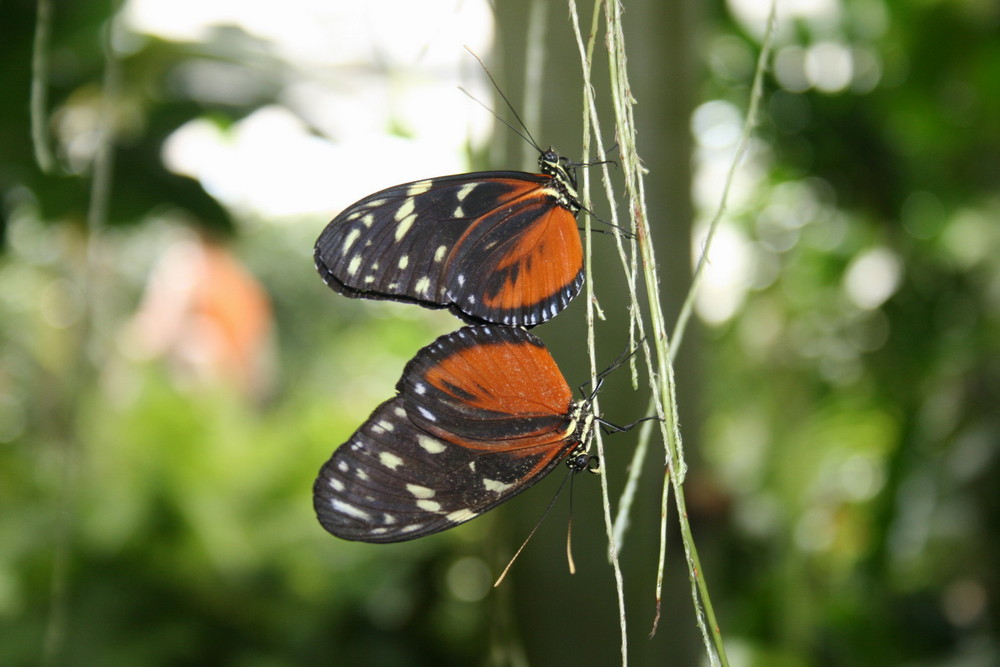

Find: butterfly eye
<box><xmin>314</xmin><ymin>148</ymin><xmax>584</xmax><ymax>327</ymax></box>
<box><xmin>313</xmin><ymin>325</ymin><xmax>593</xmax><ymax>542</ymax></box>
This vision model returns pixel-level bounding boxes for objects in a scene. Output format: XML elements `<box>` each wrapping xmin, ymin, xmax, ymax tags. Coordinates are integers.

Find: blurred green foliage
<box><xmin>1</xmin><ymin>0</ymin><xmax>998</xmax><ymax>665</ymax></box>
<box><xmin>698</xmin><ymin>1</ymin><xmax>1000</xmax><ymax>664</ymax></box>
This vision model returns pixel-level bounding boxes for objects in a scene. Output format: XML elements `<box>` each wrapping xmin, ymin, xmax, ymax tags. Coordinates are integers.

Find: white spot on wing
<box><xmin>456</xmin><ymin>182</ymin><xmax>477</xmax><ymax>201</ymax></box>
<box><xmin>394</xmin><ymin>198</ymin><xmax>415</xmax><ymax>223</ymax></box>
<box><xmin>361</xmin><ymin>213</ymin><xmax>375</xmax><ymax>228</ymax></box>
<box><xmin>406</xmin><ymin>484</ymin><xmax>435</xmax><ymax>499</ymax></box>
<box><xmin>331</xmin><ymin>499</ymin><xmax>370</xmax><ymax>521</ymax></box>
<box><xmin>379</xmin><ymin>452</ymin><xmax>405</xmax><ymax>470</ymax></box>
<box><xmin>417</xmin><ymin>435</ymin><xmax>446</xmax><ymax>454</ymax></box>
<box><xmin>416</xmin><ymin>406</ymin><xmax>437</xmax><ymax>422</ymax></box>
<box><xmin>398</xmin><ymin>255</ymin><xmax>409</xmax><ymax>270</ymax></box>
<box><xmin>395</xmin><ymin>213</ymin><xmax>417</xmax><ymax>241</ymax></box>
<box><xmin>483</xmin><ymin>478</ymin><xmax>514</xmax><ymax>493</ymax></box>
<box><xmin>434</xmin><ymin>245</ymin><xmax>448</xmax><ymax>262</ymax></box>
<box><xmin>377</xmin><ymin>420</ymin><xmax>395</xmax><ymax>432</ymax></box>
<box><xmin>414</xmin><ymin>383</ymin><xmax>427</xmax><ymax>395</ymax></box>
<box><xmin>407</xmin><ymin>180</ymin><xmax>432</xmax><ymax>196</ymax></box>
<box><xmin>414</xmin><ymin>276</ymin><xmax>431</xmax><ymax>294</ymax></box>
<box><xmin>342</xmin><ymin>228</ymin><xmax>361</xmax><ymax>255</ymax></box>
<box><xmin>328</xmin><ymin>478</ymin><xmax>345</xmax><ymax>492</ymax></box>
<box><xmin>347</xmin><ymin>254</ymin><xmax>362</xmax><ymax>276</ymax></box>
<box><xmin>416</xmin><ymin>499</ymin><xmax>442</xmax><ymax>513</ymax></box>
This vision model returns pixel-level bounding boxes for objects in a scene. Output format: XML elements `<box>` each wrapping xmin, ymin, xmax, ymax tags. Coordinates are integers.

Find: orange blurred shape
<box><xmin>126</xmin><ymin>230</ymin><xmax>276</xmax><ymax>400</ymax></box>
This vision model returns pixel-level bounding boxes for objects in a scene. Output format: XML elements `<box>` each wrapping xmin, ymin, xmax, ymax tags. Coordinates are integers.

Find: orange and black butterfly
<box><xmin>313</xmin><ymin>325</ymin><xmax>595</xmax><ymax>542</ymax></box>
<box><xmin>314</xmin><ymin>148</ymin><xmax>584</xmax><ymax>326</ymax></box>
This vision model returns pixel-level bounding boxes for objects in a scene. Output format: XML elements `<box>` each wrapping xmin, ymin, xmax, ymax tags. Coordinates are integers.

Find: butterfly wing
<box><xmin>313</xmin><ymin>326</ymin><xmax>585</xmax><ymax>542</ymax></box>
<box><xmin>398</xmin><ymin>326</ymin><xmax>575</xmax><ymax>446</ymax></box>
<box><xmin>314</xmin><ymin>172</ymin><xmax>582</xmax><ymax>326</ymax></box>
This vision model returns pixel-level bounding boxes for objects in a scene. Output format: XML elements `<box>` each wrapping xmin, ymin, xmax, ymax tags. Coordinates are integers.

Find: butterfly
<box><xmin>314</xmin><ymin>148</ymin><xmax>584</xmax><ymax>327</ymax></box>
<box><xmin>313</xmin><ymin>325</ymin><xmax>595</xmax><ymax>542</ymax></box>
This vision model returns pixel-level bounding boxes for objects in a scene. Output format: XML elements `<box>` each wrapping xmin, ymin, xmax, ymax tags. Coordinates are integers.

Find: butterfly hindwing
<box><xmin>313</xmin><ymin>325</ymin><xmax>590</xmax><ymax>543</ymax></box>
<box><xmin>315</xmin><ymin>154</ymin><xmax>583</xmax><ymax>326</ymax></box>
<box><xmin>443</xmin><ymin>195</ymin><xmax>583</xmax><ymax>325</ymax></box>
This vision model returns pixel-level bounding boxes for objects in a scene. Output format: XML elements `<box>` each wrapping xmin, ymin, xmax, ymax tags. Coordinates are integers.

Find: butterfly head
<box><xmin>565</xmin><ymin>449</ymin><xmax>601</xmax><ymax>474</ymax></box>
<box><xmin>539</xmin><ymin>148</ymin><xmax>581</xmax><ymax>214</ymax></box>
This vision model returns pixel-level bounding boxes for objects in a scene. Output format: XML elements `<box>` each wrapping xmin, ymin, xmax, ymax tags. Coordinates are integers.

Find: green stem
<box><xmin>570</xmin><ymin>1</ymin><xmax>631</xmax><ymax>663</ymax></box>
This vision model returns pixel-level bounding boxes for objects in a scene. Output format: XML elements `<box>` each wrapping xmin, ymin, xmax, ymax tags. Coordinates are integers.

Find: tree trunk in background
<box><xmin>493</xmin><ymin>0</ymin><xmax>704</xmax><ymax>663</ymax></box>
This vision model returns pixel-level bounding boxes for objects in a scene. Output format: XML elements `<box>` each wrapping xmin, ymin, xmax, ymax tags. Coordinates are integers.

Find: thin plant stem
<box><xmin>671</xmin><ymin>2</ymin><xmax>778</xmax><ymax>353</ymax></box>
<box><xmin>570</xmin><ymin>0</ymin><xmax>781</xmax><ymax>663</ymax></box>
<box><xmin>590</xmin><ymin>4</ymin><xmax>714</xmax><ymax>655</ymax></box>
<box><xmin>31</xmin><ymin>0</ymin><xmax>57</xmax><ymax>172</ymax></box>
<box><xmin>594</xmin><ymin>0</ymin><xmax>778</xmax><ymax>663</ymax></box>
<box><xmin>42</xmin><ymin>3</ymin><xmax>123</xmax><ymax>664</ymax></box>
<box><xmin>570</xmin><ymin>2</ymin><xmax>630</xmax><ymax>663</ymax></box>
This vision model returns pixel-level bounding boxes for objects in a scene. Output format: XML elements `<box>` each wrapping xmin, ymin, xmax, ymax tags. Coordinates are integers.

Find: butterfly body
<box><xmin>315</xmin><ymin>150</ymin><xmax>583</xmax><ymax>326</ymax></box>
<box><xmin>313</xmin><ymin>325</ymin><xmax>594</xmax><ymax>542</ymax></box>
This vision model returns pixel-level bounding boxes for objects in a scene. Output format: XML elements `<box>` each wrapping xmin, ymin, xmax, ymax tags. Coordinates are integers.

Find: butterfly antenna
<box><xmin>458</xmin><ymin>87</ymin><xmax>535</xmax><ymax>149</ymax></box>
<box><xmin>494</xmin><ymin>465</ymin><xmax>576</xmax><ymax>587</ymax></box>
<box><xmin>566</xmin><ymin>515</ymin><xmax>577</xmax><ymax>575</ymax></box>
<box><xmin>572</xmin><ymin>157</ymin><xmax>618</xmax><ymax>170</ymax></box>
<box><xmin>464</xmin><ymin>46</ymin><xmax>542</xmax><ymax>152</ymax></box>
<box><xmin>566</xmin><ymin>464</ymin><xmax>583</xmax><ymax>575</ymax></box>
<box><xmin>579</xmin><ymin>217</ymin><xmax>636</xmax><ymax>241</ymax></box>
<box><xmin>493</xmin><ymin>504</ymin><xmax>550</xmax><ymax>588</ymax></box>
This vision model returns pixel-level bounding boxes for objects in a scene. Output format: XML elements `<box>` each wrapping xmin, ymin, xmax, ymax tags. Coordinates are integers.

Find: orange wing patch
<box><xmin>480</xmin><ymin>205</ymin><xmax>582</xmax><ymax>312</ymax></box>
<box><xmin>423</xmin><ymin>338</ymin><xmax>572</xmax><ymax>418</ymax></box>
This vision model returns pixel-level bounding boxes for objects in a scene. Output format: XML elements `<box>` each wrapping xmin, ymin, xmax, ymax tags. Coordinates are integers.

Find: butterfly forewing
<box><xmin>399</xmin><ymin>325</ymin><xmax>574</xmax><ymax>445</ymax></box>
<box><xmin>315</xmin><ymin>157</ymin><xmax>583</xmax><ymax>326</ymax></box>
<box><xmin>314</xmin><ymin>397</ymin><xmax>499</xmax><ymax>542</ymax></box>
<box><xmin>313</xmin><ymin>325</ymin><xmax>587</xmax><ymax>543</ymax></box>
